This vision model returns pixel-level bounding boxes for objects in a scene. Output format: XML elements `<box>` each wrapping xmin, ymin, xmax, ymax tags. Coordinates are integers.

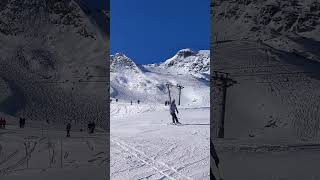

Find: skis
<box><xmin>167</xmin><ymin>122</ymin><xmax>183</xmax><ymax>126</ymax></box>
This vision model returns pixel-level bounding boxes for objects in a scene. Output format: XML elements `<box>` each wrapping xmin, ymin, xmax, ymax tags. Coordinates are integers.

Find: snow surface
<box><xmin>111</xmin><ymin>103</ymin><xmax>210</xmax><ymax>180</ymax></box>
<box><xmin>211</xmin><ymin>1</ymin><xmax>320</xmax><ymax>179</ymax></box>
<box><xmin>0</xmin><ymin>113</ymin><xmax>107</xmax><ymax>180</ymax></box>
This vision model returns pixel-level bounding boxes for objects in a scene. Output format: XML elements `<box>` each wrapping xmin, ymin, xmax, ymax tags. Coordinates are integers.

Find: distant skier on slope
<box><xmin>169</xmin><ymin>100</ymin><xmax>180</xmax><ymax>124</ymax></box>
<box><xmin>0</xmin><ymin>118</ymin><xmax>4</xmax><ymax>128</ymax></box>
<box><xmin>211</xmin><ymin>140</ymin><xmax>221</xmax><ymax>180</ymax></box>
<box><xmin>91</xmin><ymin>121</ymin><xmax>96</xmax><ymax>133</ymax></box>
<box><xmin>66</xmin><ymin>123</ymin><xmax>71</xmax><ymax>137</ymax></box>
<box><xmin>3</xmin><ymin>118</ymin><xmax>6</xmax><ymax>129</ymax></box>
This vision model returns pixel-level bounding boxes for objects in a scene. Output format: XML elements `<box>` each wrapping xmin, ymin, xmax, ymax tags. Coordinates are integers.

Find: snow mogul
<box><xmin>169</xmin><ymin>100</ymin><xmax>181</xmax><ymax>124</ymax></box>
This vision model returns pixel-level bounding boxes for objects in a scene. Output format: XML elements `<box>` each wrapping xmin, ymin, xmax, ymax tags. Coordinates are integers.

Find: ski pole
<box><xmin>217</xmin><ymin>165</ymin><xmax>223</xmax><ymax>180</ymax></box>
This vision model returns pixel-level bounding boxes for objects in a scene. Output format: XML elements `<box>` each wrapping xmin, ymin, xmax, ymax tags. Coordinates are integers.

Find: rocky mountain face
<box><xmin>0</xmin><ymin>0</ymin><xmax>96</xmax><ymax>38</ymax></box>
<box><xmin>212</xmin><ymin>0</ymin><xmax>320</xmax><ymax>61</ymax></box>
<box><xmin>0</xmin><ymin>0</ymin><xmax>108</xmax><ymax>129</ymax></box>
<box><xmin>160</xmin><ymin>49</ymin><xmax>210</xmax><ymax>77</ymax></box>
<box><xmin>110</xmin><ymin>53</ymin><xmax>142</xmax><ymax>74</ymax></box>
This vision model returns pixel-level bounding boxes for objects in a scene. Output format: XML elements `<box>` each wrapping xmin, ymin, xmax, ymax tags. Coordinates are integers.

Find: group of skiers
<box><xmin>0</xmin><ymin>118</ymin><xmax>6</xmax><ymax>129</ymax></box>
<box><xmin>0</xmin><ymin>117</ymin><xmax>27</xmax><ymax>129</ymax></box>
<box><xmin>130</xmin><ymin>100</ymin><xmax>140</xmax><ymax>105</ymax></box>
<box><xmin>65</xmin><ymin>121</ymin><xmax>96</xmax><ymax>137</ymax></box>
<box><xmin>111</xmin><ymin>99</ymin><xmax>141</xmax><ymax>105</ymax></box>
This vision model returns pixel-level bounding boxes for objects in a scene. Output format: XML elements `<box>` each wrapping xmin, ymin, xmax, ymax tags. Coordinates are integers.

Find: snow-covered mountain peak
<box><xmin>110</xmin><ymin>49</ymin><xmax>210</xmax><ymax>105</ymax></box>
<box><xmin>176</xmin><ymin>48</ymin><xmax>197</xmax><ymax>58</ymax></box>
<box><xmin>160</xmin><ymin>49</ymin><xmax>210</xmax><ymax>78</ymax></box>
<box><xmin>110</xmin><ymin>53</ymin><xmax>141</xmax><ymax>74</ymax></box>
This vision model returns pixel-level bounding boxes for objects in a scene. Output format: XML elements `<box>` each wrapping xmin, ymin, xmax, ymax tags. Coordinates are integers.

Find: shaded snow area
<box><xmin>0</xmin><ymin>0</ymin><xmax>109</xmax><ymax>130</ymax></box>
<box><xmin>110</xmin><ymin>50</ymin><xmax>210</xmax><ymax>179</ymax></box>
<box><xmin>0</xmin><ymin>1</ymin><xmax>109</xmax><ymax>179</ymax></box>
<box><xmin>0</xmin><ymin>113</ymin><xmax>107</xmax><ymax>180</ymax></box>
<box><xmin>211</xmin><ymin>40</ymin><xmax>320</xmax><ymax>180</ymax></box>
<box><xmin>211</xmin><ymin>0</ymin><xmax>320</xmax><ymax>177</ymax></box>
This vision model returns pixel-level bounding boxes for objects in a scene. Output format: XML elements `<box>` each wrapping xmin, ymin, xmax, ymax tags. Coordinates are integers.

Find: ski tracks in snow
<box><xmin>111</xmin><ymin>137</ymin><xmax>192</xmax><ymax>180</ymax></box>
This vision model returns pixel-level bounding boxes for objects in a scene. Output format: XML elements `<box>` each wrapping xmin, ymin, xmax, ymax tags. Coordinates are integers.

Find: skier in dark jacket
<box><xmin>169</xmin><ymin>100</ymin><xmax>180</xmax><ymax>124</ymax></box>
<box><xmin>22</xmin><ymin>118</ymin><xmax>26</xmax><ymax>128</ymax></box>
<box><xmin>88</xmin><ymin>122</ymin><xmax>92</xmax><ymax>133</ymax></box>
<box><xmin>3</xmin><ymin>118</ymin><xmax>6</xmax><ymax>129</ymax></box>
<box><xmin>0</xmin><ymin>118</ymin><xmax>3</xmax><ymax>128</ymax></box>
<box><xmin>91</xmin><ymin>121</ymin><xmax>96</xmax><ymax>134</ymax></box>
<box><xmin>211</xmin><ymin>140</ymin><xmax>220</xmax><ymax>180</ymax></box>
<box><xmin>66</xmin><ymin>123</ymin><xmax>71</xmax><ymax>137</ymax></box>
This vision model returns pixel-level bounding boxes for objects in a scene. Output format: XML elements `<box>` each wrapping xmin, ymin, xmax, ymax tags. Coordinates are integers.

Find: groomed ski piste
<box><xmin>110</xmin><ymin>50</ymin><xmax>210</xmax><ymax>179</ymax></box>
<box><xmin>0</xmin><ymin>113</ymin><xmax>108</xmax><ymax>180</ymax></box>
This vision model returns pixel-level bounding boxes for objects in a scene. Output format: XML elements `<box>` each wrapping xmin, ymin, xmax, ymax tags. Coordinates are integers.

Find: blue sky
<box><xmin>110</xmin><ymin>0</ymin><xmax>210</xmax><ymax>64</ymax></box>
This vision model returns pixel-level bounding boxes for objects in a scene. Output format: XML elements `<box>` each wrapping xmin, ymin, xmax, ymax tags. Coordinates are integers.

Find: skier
<box><xmin>90</xmin><ymin>121</ymin><xmax>96</xmax><ymax>134</ymax></box>
<box><xmin>2</xmin><ymin>118</ymin><xmax>7</xmax><ymax>129</ymax></box>
<box><xmin>137</xmin><ymin>100</ymin><xmax>140</xmax><ymax>104</ymax></box>
<box><xmin>211</xmin><ymin>140</ymin><xmax>220</xmax><ymax>180</ymax></box>
<box><xmin>0</xmin><ymin>118</ymin><xmax>3</xmax><ymax>128</ymax></box>
<box><xmin>22</xmin><ymin>118</ymin><xmax>26</xmax><ymax>128</ymax></box>
<box><xmin>66</xmin><ymin>123</ymin><xmax>71</xmax><ymax>137</ymax></box>
<box><xmin>131</xmin><ymin>100</ymin><xmax>132</xmax><ymax>105</ymax></box>
<box><xmin>88</xmin><ymin>122</ymin><xmax>92</xmax><ymax>133</ymax></box>
<box><xmin>169</xmin><ymin>100</ymin><xmax>180</xmax><ymax>124</ymax></box>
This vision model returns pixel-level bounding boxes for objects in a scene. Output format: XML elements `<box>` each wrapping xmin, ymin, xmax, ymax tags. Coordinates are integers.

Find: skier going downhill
<box><xmin>169</xmin><ymin>100</ymin><xmax>180</xmax><ymax>124</ymax></box>
<box><xmin>66</xmin><ymin>123</ymin><xmax>71</xmax><ymax>137</ymax></box>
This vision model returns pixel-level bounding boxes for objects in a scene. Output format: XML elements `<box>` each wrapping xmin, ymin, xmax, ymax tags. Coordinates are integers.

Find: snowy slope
<box><xmin>0</xmin><ymin>0</ymin><xmax>109</xmax><ymax>129</ymax></box>
<box><xmin>110</xmin><ymin>50</ymin><xmax>210</xmax><ymax>106</ymax></box>
<box><xmin>211</xmin><ymin>1</ymin><xmax>320</xmax><ymax>179</ymax></box>
<box><xmin>110</xmin><ymin>102</ymin><xmax>210</xmax><ymax>180</ymax></box>
<box><xmin>211</xmin><ymin>0</ymin><xmax>320</xmax><ymax>141</ymax></box>
<box><xmin>0</xmin><ymin>113</ymin><xmax>107</xmax><ymax>180</ymax></box>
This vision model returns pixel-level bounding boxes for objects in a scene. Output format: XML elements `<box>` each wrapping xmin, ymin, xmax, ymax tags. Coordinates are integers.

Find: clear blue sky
<box><xmin>110</xmin><ymin>0</ymin><xmax>210</xmax><ymax>64</ymax></box>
